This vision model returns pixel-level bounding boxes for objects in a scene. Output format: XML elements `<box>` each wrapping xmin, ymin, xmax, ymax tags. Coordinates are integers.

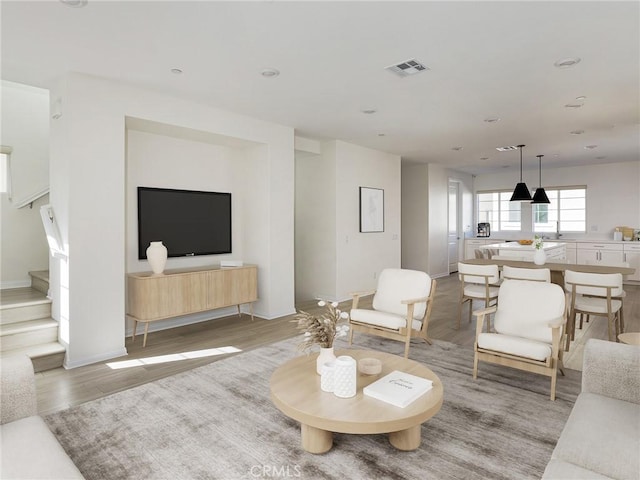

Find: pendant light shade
<box><xmin>531</xmin><ymin>154</ymin><xmax>551</xmax><ymax>204</ymax></box>
<box><xmin>510</xmin><ymin>145</ymin><xmax>532</xmax><ymax>202</ymax></box>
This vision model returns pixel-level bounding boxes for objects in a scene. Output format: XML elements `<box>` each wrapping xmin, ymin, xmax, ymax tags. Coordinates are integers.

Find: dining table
<box><xmin>461</xmin><ymin>258</ymin><xmax>635</xmax><ymax>286</ymax></box>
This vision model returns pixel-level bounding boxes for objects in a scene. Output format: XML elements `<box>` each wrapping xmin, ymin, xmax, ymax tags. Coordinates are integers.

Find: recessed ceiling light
<box><xmin>59</xmin><ymin>0</ymin><xmax>88</xmax><ymax>7</ymax></box>
<box><xmin>553</xmin><ymin>154</ymin><xmax>560</xmax><ymax>157</ymax></box>
<box><xmin>570</xmin><ymin>130</ymin><xmax>585</xmax><ymax>135</ymax></box>
<box><xmin>361</xmin><ymin>108</ymin><xmax>377</xmax><ymax>115</ymax></box>
<box><xmin>170</xmin><ymin>68</ymin><xmax>183</xmax><ymax>74</ymax></box>
<box><xmin>480</xmin><ymin>157</ymin><xmax>489</xmax><ymax>161</ymax></box>
<box><xmin>484</xmin><ymin>117</ymin><xmax>500</xmax><ymax>123</ymax></box>
<box><xmin>584</xmin><ymin>145</ymin><xmax>598</xmax><ymax>149</ymax></box>
<box><xmin>575</xmin><ymin>96</ymin><xmax>587</xmax><ymax>101</ymax></box>
<box><xmin>554</xmin><ymin>57</ymin><xmax>581</xmax><ymax>68</ymax></box>
<box><xmin>565</xmin><ymin>103</ymin><xmax>583</xmax><ymax>109</ymax></box>
<box><xmin>260</xmin><ymin>68</ymin><xmax>280</xmax><ymax>78</ymax></box>
<box><xmin>496</xmin><ymin>146</ymin><xmax>518</xmax><ymax>152</ymax></box>
<box><xmin>377</xmin><ymin>133</ymin><xmax>386</xmax><ymax>137</ymax></box>
<box><xmin>451</xmin><ymin>146</ymin><xmax>463</xmax><ymax>151</ymax></box>
<box><xmin>595</xmin><ymin>156</ymin><xmax>607</xmax><ymax>160</ymax></box>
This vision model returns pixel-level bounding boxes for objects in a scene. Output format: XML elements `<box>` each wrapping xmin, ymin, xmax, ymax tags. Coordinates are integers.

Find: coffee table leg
<box><xmin>301</xmin><ymin>424</ymin><xmax>333</xmax><ymax>454</ymax></box>
<box><xmin>388</xmin><ymin>424</ymin><xmax>422</xmax><ymax>450</ymax></box>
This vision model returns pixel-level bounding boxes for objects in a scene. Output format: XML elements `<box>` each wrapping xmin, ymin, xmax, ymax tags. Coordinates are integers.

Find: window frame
<box><xmin>532</xmin><ymin>186</ymin><xmax>587</xmax><ymax>234</ymax></box>
<box><xmin>476</xmin><ymin>189</ymin><xmax>522</xmax><ymax>232</ymax></box>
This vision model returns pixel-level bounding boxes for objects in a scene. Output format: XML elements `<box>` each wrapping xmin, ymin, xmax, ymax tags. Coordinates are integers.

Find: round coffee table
<box><xmin>618</xmin><ymin>332</ymin><xmax>640</xmax><ymax>345</ymax></box>
<box><xmin>269</xmin><ymin>349</ymin><xmax>443</xmax><ymax>454</ymax></box>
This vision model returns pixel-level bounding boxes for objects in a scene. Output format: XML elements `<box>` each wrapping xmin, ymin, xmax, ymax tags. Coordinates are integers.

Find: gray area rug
<box><xmin>45</xmin><ymin>336</ymin><xmax>581</xmax><ymax>480</ymax></box>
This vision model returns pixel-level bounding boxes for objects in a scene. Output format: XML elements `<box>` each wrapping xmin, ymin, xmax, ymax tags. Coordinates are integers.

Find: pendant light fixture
<box><xmin>531</xmin><ymin>154</ymin><xmax>551</xmax><ymax>204</ymax></box>
<box><xmin>510</xmin><ymin>144</ymin><xmax>532</xmax><ymax>202</ymax></box>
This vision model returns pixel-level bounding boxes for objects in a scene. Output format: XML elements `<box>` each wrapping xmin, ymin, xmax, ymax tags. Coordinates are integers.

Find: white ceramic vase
<box><xmin>146</xmin><ymin>241</ymin><xmax>168</xmax><ymax>275</ymax></box>
<box><xmin>533</xmin><ymin>248</ymin><xmax>546</xmax><ymax>266</ymax></box>
<box><xmin>316</xmin><ymin>347</ymin><xmax>337</xmax><ymax>375</ymax></box>
<box><xmin>333</xmin><ymin>355</ymin><xmax>357</xmax><ymax>398</ymax></box>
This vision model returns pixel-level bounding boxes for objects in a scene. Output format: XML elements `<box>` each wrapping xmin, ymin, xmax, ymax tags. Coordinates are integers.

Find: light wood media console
<box><xmin>126</xmin><ymin>264</ymin><xmax>258</xmax><ymax>347</ymax></box>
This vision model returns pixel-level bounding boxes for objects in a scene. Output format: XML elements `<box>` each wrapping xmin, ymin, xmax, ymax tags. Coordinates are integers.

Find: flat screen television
<box><xmin>137</xmin><ymin>187</ymin><xmax>232</xmax><ymax>259</ymax></box>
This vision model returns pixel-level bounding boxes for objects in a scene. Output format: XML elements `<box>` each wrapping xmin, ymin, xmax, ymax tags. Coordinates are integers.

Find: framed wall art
<box><xmin>359</xmin><ymin>187</ymin><xmax>384</xmax><ymax>233</ymax></box>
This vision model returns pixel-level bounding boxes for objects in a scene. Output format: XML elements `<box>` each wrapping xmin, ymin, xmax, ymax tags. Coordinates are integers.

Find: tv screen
<box><xmin>137</xmin><ymin>187</ymin><xmax>231</xmax><ymax>259</ymax></box>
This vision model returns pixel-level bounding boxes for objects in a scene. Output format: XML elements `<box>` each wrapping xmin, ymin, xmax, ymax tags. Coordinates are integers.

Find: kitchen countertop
<box><xmin>482</xmin><ymin>242</ymin><xmax>566</xmax><ymax>251</ymax></box>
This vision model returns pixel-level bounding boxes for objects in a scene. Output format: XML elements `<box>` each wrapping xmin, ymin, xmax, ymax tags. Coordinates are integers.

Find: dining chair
<box><xmin>348</xmin><ymin>268</ymin><xmax>436</xmax><ymax>359</ymax></box>
<box><xmin>473</xmin><ymin>279</ymin><xmax>566</xmax><ymax>400</ymax></box>
<box><xmin>564</xmin><ymin>270</ymin><xmax>624</xmax><ymax>350</ymax></box>
<box><xmin>457</xmin><ymin>262</ymin><xmax>500</xmax><ymax>331</ymax></box>
<box><xmin>502</xmin><ymin>265</ymin><xmax>551</xmax><ymax>282</ymax></box>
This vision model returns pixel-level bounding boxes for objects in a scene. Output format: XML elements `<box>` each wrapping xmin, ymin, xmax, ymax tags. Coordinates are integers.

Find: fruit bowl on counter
<box><xmin>518</xmin><ymin>239</ymin><xmax>533</xmax><ymax>245</ymax></box>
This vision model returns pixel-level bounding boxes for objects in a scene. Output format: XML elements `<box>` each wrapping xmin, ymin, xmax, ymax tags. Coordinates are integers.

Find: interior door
<box><xmin>448</xmin><ymin>181</ymin><xmax>460</xmax><ymax>273</ymax></box>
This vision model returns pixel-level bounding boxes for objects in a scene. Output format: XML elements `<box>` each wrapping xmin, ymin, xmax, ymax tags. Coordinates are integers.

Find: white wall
<box><xmin>401</xmin><ymin>163</ymin><xmax>474</xmax><ymax>277</ymax></box>
<box><xmin>0</xmin><ymin>81</ymin><xmax>50</xmax><ymax>287</ymax></box>
<box><xmin>49</xmin><ymin>73</ymin><xmax>295</xmax><ymax>368</ymax></box>
<box><xmin>295</xmin><ymin>140</ymin><xmax>401</xmax><ymax>302</ymax></box>
<box><xmin>474</xmin><ymin>161</ymin><xmax>640</xmax><ymax>238</ymax></box>
<box><xmin>294</xmin><ymin>147</ymin><xmax>336</xmax><ymax>301</ymax></box>
<box><xmin>335</xmin><ymin>141</ymin><xmax>401</xmax><ymax>300</ymax></box>
<box><xmin>401</xmin><ymin>164</ymin><xmax>429</xmax><ymax>273</ymax></box>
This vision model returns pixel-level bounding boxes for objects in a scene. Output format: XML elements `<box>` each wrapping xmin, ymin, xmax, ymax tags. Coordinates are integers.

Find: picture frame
<box><xmin>359</xmin><ymin>187</ymin><xmax>384</xmax><ymax>233</ymax></box>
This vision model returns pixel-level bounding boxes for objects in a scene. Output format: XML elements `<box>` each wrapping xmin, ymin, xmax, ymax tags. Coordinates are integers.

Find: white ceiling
<box><xmin>2</xmin><ymin>1</ymin><xmax>638</xmax><ymax>175</ymax></box>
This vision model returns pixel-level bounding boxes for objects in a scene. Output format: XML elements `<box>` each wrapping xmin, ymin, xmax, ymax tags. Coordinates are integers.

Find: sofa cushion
<box><xmin>550</xmin><ymin>393</ymin><xmax>640</xmax><ymax>480</ymax></box>
<box><xmin>0</xmin><ymin>415</ymin><xmax>84</xmax><ymax>479</ymax></box>
<box><xmin>542</xmin><ymin>459</ymin><xmax>614</xmax><ymax>479</ymax></box>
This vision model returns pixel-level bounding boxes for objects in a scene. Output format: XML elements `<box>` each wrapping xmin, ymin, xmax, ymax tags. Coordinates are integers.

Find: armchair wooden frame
<box><xmin>348</xmin><ymin>278</ymin><xmax>437</xmax><ymax>359</ymax></box>
<box><xmin>472</xmin><ymin>305</ymin><xmax>566</xmax><ymax>401</ymax></box>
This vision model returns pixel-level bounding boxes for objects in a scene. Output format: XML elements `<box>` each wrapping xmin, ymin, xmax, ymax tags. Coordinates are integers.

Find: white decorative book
<box><xmin>363</xmin><ymin>370</ymin><xmax>433</xmax><ymax>408</ymax></box>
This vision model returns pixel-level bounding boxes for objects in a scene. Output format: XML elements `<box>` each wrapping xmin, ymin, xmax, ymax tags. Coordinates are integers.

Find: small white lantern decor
<box><xmin>333</xmin><ymin>355</ymin><xmax>357</xmax><ymax>398</ymax></box>
<box><xmin>146</xmin><ymin>241</ymin><xmax>168</xmax><ymax>275</ymax></box>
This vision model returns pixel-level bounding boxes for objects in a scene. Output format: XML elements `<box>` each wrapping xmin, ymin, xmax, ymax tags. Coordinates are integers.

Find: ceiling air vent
<box><xmin>496</xmin><ymin>146</ymin><xmax>519</xmax><ymax>152</ymax></box>
<box><xmin>385</xmin><ymin>59</ymin><xmax>429</xmax><ymax>77</ymax></box>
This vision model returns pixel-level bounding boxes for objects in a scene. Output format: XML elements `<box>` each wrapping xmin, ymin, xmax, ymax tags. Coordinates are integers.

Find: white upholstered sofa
<box><xmin>542</xmin><ymin>339</ymin><xmax>640</xmax><ymax>480</ymax></box>
<box><xmin>0</xmin><ymin>354</ymin><xmax>84</xmax><ymax>479</ymax></box>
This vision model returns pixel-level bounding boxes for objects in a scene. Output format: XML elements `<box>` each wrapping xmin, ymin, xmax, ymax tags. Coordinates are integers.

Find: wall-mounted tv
<box><xmin>137</xmin><ymin>187</ymin><xmax>231</xmax><ymax>259</ymax></box>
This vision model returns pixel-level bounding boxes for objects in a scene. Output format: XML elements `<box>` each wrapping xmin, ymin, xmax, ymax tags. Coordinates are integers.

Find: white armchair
<box><xmin>473</xmin><ymin>279</ymin><xmax>566</xmax><ymax>400</ymax></box>
<box><xmin>348</xmin><ymin>268</ymin><xmax>436</xmax><ymax>359</ymax></box>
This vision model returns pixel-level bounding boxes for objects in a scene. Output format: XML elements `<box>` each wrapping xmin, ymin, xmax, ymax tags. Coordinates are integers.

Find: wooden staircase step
<box><xmin>1</xmin><ymin>341</ymin><xmax>66</xmax><ymax>372</ymax></box>
<box><xmin>1</xmin><ymin>288</ymin><xmax>52</xmax><ymax>325</ymax></box>
<box><xmin>29</xmin><ymin>270</ymin><xmax>50</xmax><ymax>296</ymax></box>
<box><xmin>0</xmin><ymin>318</ymin><xmax>58</xmax><ymax>351</ymax></box>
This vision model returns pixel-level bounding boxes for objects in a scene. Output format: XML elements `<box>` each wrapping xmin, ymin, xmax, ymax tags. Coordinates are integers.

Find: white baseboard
<box><xmin>63</xmin><ymin>347</ymin><xmax>129</xmax><ymax>369</ymax></box>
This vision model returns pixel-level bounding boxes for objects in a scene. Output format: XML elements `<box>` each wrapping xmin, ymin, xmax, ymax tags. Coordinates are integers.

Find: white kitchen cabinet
<box><xmin>623</xmin><ymin>243</ymin><xmax>640</xmax><ymax>281</ymax></box>
<box><xmin>564</xmin><ymin>243</ymin><xmax>577</xmax><ymax>264</ymax></box>
<box><xmin>576</xmin><ymin>242</ymin><xmax>624</xmax><ymax>266</ymax></box>
<box><xmin>464</xmin><ymin>238</ymin><xmax>505</xmax><ymax>260</ymax></box>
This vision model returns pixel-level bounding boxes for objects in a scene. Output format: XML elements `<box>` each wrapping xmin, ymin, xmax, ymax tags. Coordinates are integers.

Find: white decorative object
<box><xmin>316</xmin><ymin>347</ymin><xmax>336</xmax><ymax>375</ymax></box>
<box><xmin>146</xmin><ymin>241</ymin><xmax>168</xmax><ymax>275</ymax></box>
<box><xmin>320</xmin><ymin>361</ymin><xmax>336</xmax><ymax>392</ymax></box>
<box><xmin>533</xmin><ymin>248</ymin><xmax>546</xmax><ymax>265</ymax></box>
<box><xmin>363</xmin><ymin>370</ymin><xmax>433</xmax><ymax>408</ymax></box>
<box><xmin>333</xmin><ymin>355</ymin><xmax>357</xmax><ymax>398</ymax></box>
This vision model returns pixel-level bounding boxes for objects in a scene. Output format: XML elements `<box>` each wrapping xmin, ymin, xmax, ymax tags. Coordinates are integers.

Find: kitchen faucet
<box><xmin>555</xmin><ymin>221</ymin><xmax>562</xmax><ymax>240</ymax></box>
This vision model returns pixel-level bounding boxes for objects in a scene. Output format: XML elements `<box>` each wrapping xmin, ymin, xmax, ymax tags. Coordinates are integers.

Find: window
<box><xmin>477</xmin><ymin>191</ymin><xmax>521</xmax><ymax>231</ymax></box>
<box><xmin>533</xmin><ymin>187</ymin><xmax>586</xmax><ymax>233</ymax></box>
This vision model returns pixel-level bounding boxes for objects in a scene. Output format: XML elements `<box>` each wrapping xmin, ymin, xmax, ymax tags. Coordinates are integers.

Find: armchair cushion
<box><xmin>350</xmin><ymin>308</ymin><xmax>422</xmax><ymax>331</ymax></box>
<box><xmin>493</xmin><ymin>280</ymin><xmax>565</xmax><ymax>344</ymax></box>
<box><xmin>477</xmin><ymin>333</ymin><xmax>551</xmax><ymax>361</ymax></box>
<box><xmin>372</xmin><ymin>269</ymin><xmax>431</xmax><ymax>320</ymax></box>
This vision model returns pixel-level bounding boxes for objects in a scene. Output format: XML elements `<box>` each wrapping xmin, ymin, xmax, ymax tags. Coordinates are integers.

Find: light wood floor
<box><xmin>33</xmin><ymin>274</ymin><xmax>639</xmax><ymax>415</ymax></box>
